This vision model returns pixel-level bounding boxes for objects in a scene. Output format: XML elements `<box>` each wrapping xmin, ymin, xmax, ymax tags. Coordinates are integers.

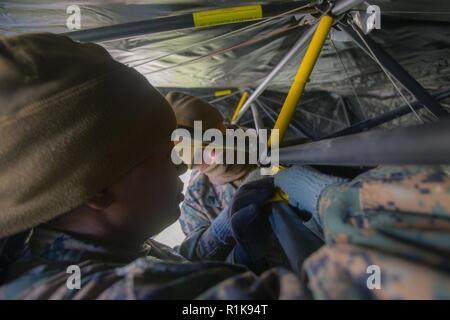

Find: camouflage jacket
<box><xmin>2</xmin><ymin>166</ymin><xmax>448</xmax><ymax>299</ymax></box>
<box><xmin>177</xmin><ymin>169</ymin><xmax>242</xmax><ymax>260</ymax></box>
<box><xmin>0</xmin><ymin>227</ymin><xmax>304</xmax><ymax>299</ymax></box>
<box><xmin>303</xmin><ymin>165</ymin><xmax>450</xmax><ymax>299</ymax></box>
<box><xmin>179</xmin><ymin>169</ymin><xmax>239</xmax><ymax>236</ymax></box>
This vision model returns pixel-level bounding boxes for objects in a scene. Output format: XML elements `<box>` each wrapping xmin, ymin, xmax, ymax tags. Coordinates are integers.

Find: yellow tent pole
<box><xmin>267</xmin><ymin>15</ymin><xmax>333</xmax><ymax>203</ymax></box>
<box><xmin>269</xmin><ymin>15</ymin><xmax>334</xmax><ymax>146</ymax></box>
<box><xmin>214</xmin><ymin>89</ymin><xmax>232</xmax><ymax>97</ymax></box>
<box><xmin>231</xmin><ymin>91</ymin><xmax>249</xmax><ymax>122</ymax></box>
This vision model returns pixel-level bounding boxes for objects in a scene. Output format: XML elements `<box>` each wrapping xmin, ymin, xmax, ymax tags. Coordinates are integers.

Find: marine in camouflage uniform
<box><xmin>3</xmin><ymin>165</ymin><xmax>448</xmax><ymax>299</ymax></box>
<box><xmin>0</xmin><ymin>33</ymin><xmax>302</xmax><ymax>300</ymax></box>
<box><xmin>177</xmin><ymin>168</ymin><xmax>261</xmax><ymax>261</ymax></box>
<box><xmin>165</xmin><ymin>92</ymin><xmax>256</xmax><ymax>260</ymax></box>
<box><xmin>2</xmin><ymin>33</ymin><xmax>449</xmax><ymax>300</ymax></box>
<box><xmin>178</xmin><ymin>169</ymin><xmax>238</xmax><ymax>237</ymax></box>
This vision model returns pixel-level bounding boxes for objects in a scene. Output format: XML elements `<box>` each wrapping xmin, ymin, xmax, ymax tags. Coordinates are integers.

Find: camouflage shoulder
<box><xmin>303</xmin><ymin>244</ymin><xmax>450</xmax><ymax>299</ymax></box>
<box><xmin>318</xmin><ymin>165</ymin><xmax>450</xmax><ymax>268</ymax></box>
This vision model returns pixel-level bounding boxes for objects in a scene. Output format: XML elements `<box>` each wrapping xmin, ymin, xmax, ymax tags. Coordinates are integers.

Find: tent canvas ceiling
<box><xmin>1</xmin><ymin>0</ymin><xmax>450</xmax><ymax>137</ymax></box>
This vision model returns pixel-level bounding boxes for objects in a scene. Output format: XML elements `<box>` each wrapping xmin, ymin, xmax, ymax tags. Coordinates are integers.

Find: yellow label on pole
<box><xmin>214</xmin><ymin>89</ymin><xmax>232</xmax><ymax>97</ymax></box>
<box><xmin>193</xmin><ymin>5</ymin><xmax>263</xmax><ymax>28</ymax></box>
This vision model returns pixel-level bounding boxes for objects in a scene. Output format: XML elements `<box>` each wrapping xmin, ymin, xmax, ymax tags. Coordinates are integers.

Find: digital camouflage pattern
<box><xmin>177</xmin><ymin>169</ymin><xmax>242</xmax><ymax>260</ymax></box>
<box><xmin>0</xmin><ymin>228</ymin><xmax>305</xmax><ymax>299</ymax></box>
<box><xmin>2</xmin><ymin>165</ymin><xmax>449</xmax><ymax>299</ymax></box>
<box><xmin>303</xmin><ymin>165</ymin><xmax>450</xmax><ymax>299</ymax></box>
<box><xmin>179</xmin><ymin>169</ymin><xmax>239</xmax><ymax>236</ymax></box>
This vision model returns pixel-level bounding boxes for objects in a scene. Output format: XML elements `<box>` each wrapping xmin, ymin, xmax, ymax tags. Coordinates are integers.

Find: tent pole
<box><xmin>63</xmin><ymin>2</ymin><xmax>315</xmax><ymax>43</ymax></box>
<box><xmin>251</xmin><ymin>103</ymin><xmax>265</xmax><ymax>132</ymax></box>
<box><xmin>331</xmin><ymin>0</ymin><xmax>366</xmax><ymax>15</ymax></box>
<box><xmin>338</xmin><ymin>22</ymin><xmax>449</xmax><ymax>119</ymax></box>
<box><xmin>268</xmin><ymin>15</ymin><xmax>334</xmax><ymax>146</ymax></box>
<box><xmin>323</xmin><ymin>89</ymin><xmax>450</xmax><ymax>139</ymax></box>
<box><xmin>231</xmin><ymin>91</ymin><xmax>250</xmax><ymax>122</ymax></box>
<box><xmin>278</xmin><ymin>119</ymin><xmax>450</xmax><ymax>166</ymax></box>
<box><xmin>233</xmin><ymin>24</ymin><xmax>318</xmax><ymax>123</ymax></box>
<box><xmin>256</xmin><ymin>100</ymin><xmax>307</xmax><ymax>137</ymax></box>
<box><xmin>232</xmin><ymin>0</ymin><xmax>367</xmax><ymax>124</ymax></box>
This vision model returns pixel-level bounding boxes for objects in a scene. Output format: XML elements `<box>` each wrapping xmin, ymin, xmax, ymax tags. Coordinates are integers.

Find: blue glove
<box><xmin>228</xmin><ymin>178</ymin><xmax>275</xmax><ymax>273</ymax></box>
<box><xmin>184</xmin><ymin>178</ymin><xmax>274</xmax><ymax>262</ymax></box>
<box><xmin>209</xmin><ymin>208</ymin><xmax>233</xmax><ymax>244</ymax></box>
<box><xmin>229</xmin><ymin>177</ymin><xmax>275</xmax><ymax>242</ymax></box>
<box><xmin>197</xmin><ymin>176</ymin><xmax>274</xmax><ymax>259</ymax></box>
<box><xmin>274</xmin><ymin>166</ymin><xmax>349</xmax><ymax>224</ymax></box>
<box><xmin>195</xmin><ymin>207</ymin><xmax>234</xmax><ymax>259</ymax></box>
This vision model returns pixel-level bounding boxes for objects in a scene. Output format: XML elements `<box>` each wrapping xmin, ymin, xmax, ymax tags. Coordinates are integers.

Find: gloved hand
<box><xmin>274</xmin><ymin>166</ymin><xmax>349</xmax><ymax>224</ymax></box>
<box><xmin>194</xmin><ymin>207</ymin><xmax>235</xmax><ymax>260</ymax></box>
<box><xmin>199</xmin><ymin>176</ymin><xmax>274</xmax><ymax>252</ymax></box>
<box><xmin>190</xmin><ymin>178</ymin><xmax>275</xmax><ymax>262</ymax></box>
<box><xmin>228</xmin><ymin>178</ymin><xmax>275</xmax><ymax>273</ymax></box>
<box><xmin>230</xmin><ymin>178</ymin><xmax>275</xmax><ymax>216</ymax></box>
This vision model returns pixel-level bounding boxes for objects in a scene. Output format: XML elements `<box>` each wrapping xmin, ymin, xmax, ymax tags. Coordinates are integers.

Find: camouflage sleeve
<box><xmin>179</xmin><ymin>200</ymin><xmax>211</xmax><ymax>236</ymax></box>
<box><xmin>303</xmin><ymin>165</ymin><xmax>450</xmax><ymax>299</ymax></box>
<box><xmin>178</xmin><ymin>208</ymin><xmax>235</xmax><ymax>261</ymax></box>
<box><xmin>303</xmin><ymin>244</ymin><xmax>450</xmax><ymax>299</ymax></box>
<box><xmin>179</xmin><ymin>172</ymin><xmax>215</xmax><ymax>236</ymax></box>
<box><xmin>178</xmin><ymin>171</ymin><xmax>236</xmax><ymax>261</ymax></box>
<box><xmin>198</xmin><ymin>266</ymin><xmax>309</xmax><ymax>300</ymax></box>
<box><xmin>1</xmin><ymin>252</ymin><xmax>307</xmax><ymax>299</ymax></box>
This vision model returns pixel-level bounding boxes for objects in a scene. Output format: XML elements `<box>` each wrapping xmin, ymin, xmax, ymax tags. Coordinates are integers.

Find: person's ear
<box><xmin>86</xmin><ymin>189</ymin><xmax>115</xmax><ymax>211</ymax></box>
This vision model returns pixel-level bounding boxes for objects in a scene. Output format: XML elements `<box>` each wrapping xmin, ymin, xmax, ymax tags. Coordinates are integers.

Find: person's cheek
<box><xmin>168</xmin><ymin>166</ymin><xmax>180</xmax><ymax>204</ymax></box>
<box><xmin>152</xmin><ymin>164</ymin><xmax>176</xmax><ymax>210</ymax></box>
